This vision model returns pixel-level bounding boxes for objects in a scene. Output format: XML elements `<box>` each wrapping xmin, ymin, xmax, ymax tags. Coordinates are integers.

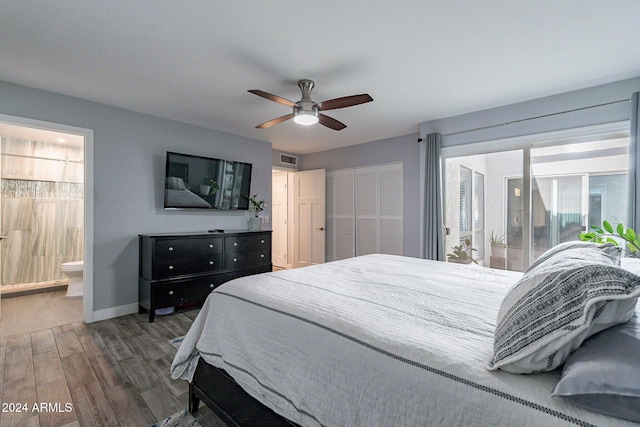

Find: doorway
<box><xmin>271</xmin><ymin>168</ymin><xmax>326</xmax><ymax>269</ymax></box>
<box><xmin>0</xmin><ymin>114</ymin><xmax>94</xmax><ymax>323</ymax></box>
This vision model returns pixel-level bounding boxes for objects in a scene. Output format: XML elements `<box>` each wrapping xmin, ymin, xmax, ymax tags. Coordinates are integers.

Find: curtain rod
<box><xmin>439</xmin><ymin>98</ymin><xmax>630</xmax><ymax>138</ymax></box>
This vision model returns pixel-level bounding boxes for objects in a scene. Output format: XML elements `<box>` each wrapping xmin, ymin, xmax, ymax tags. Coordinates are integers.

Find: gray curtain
<box><xmin>629</xmin><ymin>92</ymin><xmax>640</xmax><ymax>233</ymax></box>
<box><xmin>423</xmin><ymin>132</ymin><xmax>445</xmax><ymax>261</ymax></box>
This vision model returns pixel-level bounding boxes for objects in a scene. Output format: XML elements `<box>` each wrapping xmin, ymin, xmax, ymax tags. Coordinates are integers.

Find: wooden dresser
<box><xmin>138</xmin><ymin>230</ymin><xmax>272</xmax><ymax>322</ymax></box>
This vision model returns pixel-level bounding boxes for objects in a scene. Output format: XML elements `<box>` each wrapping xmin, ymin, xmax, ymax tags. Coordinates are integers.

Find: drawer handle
<box><xmin>210</xmin><ymin>284</ymin><xmax>215</xmax><ymax>289</ymax></box>
<box><xmin>209</xmin><ymin>261</ymin><xmax>214</xmax><ymax>265</ymax></box>
<box><xmin>261</xmin><ymin>239</ymin><xmax>264</xmax><ymax>244</ymax></box>
<box><xmin>233</xmin><ymin>257</ymin><xmax>238</xmax><ymax>262</ymax></box>
<box><xmin>209</xmin><ymin>244</ymin><xmax>213</xmax><ymax>248</ymax></box>
<box><xmin>260</xmin><ymin>254</ymin><xmax>265</xmax><ymax>258</ymax></box>
<box><xmin>169</xmin><ymin>291</ymin><xmax>174</xmax><ymax>295</ymax></box>
<box><xmin>168</xmin><ymin>246</ymin><xmax>174</xmax><ymax>251</ymax></box>
<box><xmin>233</xmin><ymin>242</ymin><xmax>238</xmax><ymax>246</ymax></box>
<box><xmin>168</xmin><ymin>265</ymin><xmax>174</xmax><ymax>270</ymax></box>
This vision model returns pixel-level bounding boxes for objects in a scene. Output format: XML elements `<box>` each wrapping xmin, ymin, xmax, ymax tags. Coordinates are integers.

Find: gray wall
<box><xmin>0</xmin><ymin>80</ymin><xmax>272</xmax><ymax>314</ymax></box>
<box><xmin>420</xmin><ymin>77</ymin><xmax>640</xmax><ymax>145</ymax></box>
<box><xmin>300</xmin><ymin>133</ymin><xmax>421</xmax><ymax>257</ymax></box>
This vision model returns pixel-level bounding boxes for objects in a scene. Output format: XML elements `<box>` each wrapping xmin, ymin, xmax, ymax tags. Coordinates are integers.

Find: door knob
<box><xmin>318</xmin><ymin>227</ymin><xmax>325</xmax><ymax>231</ymax></box>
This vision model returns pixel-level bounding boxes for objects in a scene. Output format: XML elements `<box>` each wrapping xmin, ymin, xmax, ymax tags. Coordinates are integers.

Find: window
<box><xmin>459</xmin><ymin>166</ymin><xmax>472</xmax><ymax>241</ymax></box>
<box><xmin>474</xmin><ymin>171</ymin><xmax>485</xmax><ymax>261</ymax></box>
<box><xmin>444</xmin><ymin>131</ymin><xmax>629</xmax><ymax>271</ymax></box>
<box><xmin>449</xmin><ymin>163</ymin><xmax>486</xmax><ymax>263</ymax></box>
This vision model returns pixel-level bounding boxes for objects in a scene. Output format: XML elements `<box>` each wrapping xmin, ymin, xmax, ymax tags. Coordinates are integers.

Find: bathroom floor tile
<box><xmin>0</xmin><ymin>290</ymin><xmax>82</xmax><ymax>338</ymax></box>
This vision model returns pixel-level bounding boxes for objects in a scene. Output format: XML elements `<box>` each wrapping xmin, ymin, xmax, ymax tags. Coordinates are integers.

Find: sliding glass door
<box><xmin>444</xmin><ymin>150</ymin><xmax>522</xmax><ymax>268</ymax></box>
<box><xmin>444</xmin><ymin>133</ymin><xmax>629</xmax><ymax>271</ymax></box>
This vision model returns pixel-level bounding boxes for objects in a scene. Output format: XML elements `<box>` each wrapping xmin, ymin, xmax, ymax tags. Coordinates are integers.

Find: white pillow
<box><xmin>487</xmin><ymin>243</ymin><xmax>640</xmax><ymax>374</ymax></box>
<box><xmin>166</xmin><ymin>176</ymin><xmax>187</xmax><ymax>191</ymax></box>
<box><xmin>621</xmin><ymin>257</ymin><xmax>640</xmax><ymax>276</ymax></box>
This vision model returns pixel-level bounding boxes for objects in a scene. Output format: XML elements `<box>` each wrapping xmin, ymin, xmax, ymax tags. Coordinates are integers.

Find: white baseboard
<box><xmin>91</xmin><ymin>302</ymin><xmax>139</xmax><ymax>322</ymax></box>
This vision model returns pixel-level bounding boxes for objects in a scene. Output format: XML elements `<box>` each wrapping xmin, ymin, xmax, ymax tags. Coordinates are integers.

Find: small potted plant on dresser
<box><xmin>447</xmin><ymin>239</ymin><xmax>478</xmax><ymax>264</ymax></box>
<box><xmin>489</xmin><ymin>229</ymin><xmax>507</xmax><ymax>269</ymax></box>
<box><xmin>247</xmin><ymin>194</ymin><xmax>265</xmax><ymax>230</ymax></box>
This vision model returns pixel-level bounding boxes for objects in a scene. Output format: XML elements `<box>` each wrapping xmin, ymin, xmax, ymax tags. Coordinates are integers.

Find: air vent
<box><xmin>280</xmin><ymin>154</ymin><xmax>298</xmax><ymax>166</ymax></box>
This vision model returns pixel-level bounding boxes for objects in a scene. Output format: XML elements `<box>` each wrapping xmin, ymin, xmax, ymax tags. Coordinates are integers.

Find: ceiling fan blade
<box><xmin>316</xmin><ymin>94</ymin><xmax>373</xmax><ymax>111</ymax></box>
<box><xmin>318</xmin><ymin>113</ymin><xmax>347</xmax><ymax>131</ymax></box>
<box><xmin>256</xmin><ymin>114</ymin><xmax>294</xmax><ymax>129</ymax></box>
<box><xmin>248</xmin><ymin>90</ymin><xmax>299</xmax><ymax>108</ymax></box>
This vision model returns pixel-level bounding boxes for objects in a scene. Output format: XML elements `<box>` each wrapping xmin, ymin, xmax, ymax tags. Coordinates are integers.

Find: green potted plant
<box><xmin>246</xmin><ymin>194</ymin><xmax>265</xmax><ymax>230</ymax></box>
<box><xmin>447</xmin><ymin>238</ymin><xmax>478</xmax><ymax>264</ymax></box>
<box><xmin>489</xmin><ymin>229</ymin><xmax>507</xmax><ymax>258</ymax></box>
<box><xmin>579</xmin><ymin>220</ymin><xmax>640</xmax><ymax>257</ymax></box>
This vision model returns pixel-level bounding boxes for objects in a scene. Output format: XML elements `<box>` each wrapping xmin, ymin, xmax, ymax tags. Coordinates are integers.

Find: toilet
<box><xmin>61</xmin><ymin>261</ymin><xmax>84</xmax><ymax>297</ymax></box>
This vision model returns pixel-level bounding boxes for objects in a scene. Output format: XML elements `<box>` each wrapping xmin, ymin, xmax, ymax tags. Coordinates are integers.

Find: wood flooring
<box><xmin>0</xmin><ymin>292</ymin><xmax>226</xmax><ymax>427</ymax></box>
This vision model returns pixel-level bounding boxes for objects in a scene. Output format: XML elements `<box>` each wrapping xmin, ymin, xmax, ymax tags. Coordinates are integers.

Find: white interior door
<box><xmin>293</xmin><ymin>169</ymin><xmax>326</xmax><ymax>268</ymax></box>
<box><xmin>271</xmin><ymin>171</ymin><xmax>288</xmax><ymax>268</ymax></box>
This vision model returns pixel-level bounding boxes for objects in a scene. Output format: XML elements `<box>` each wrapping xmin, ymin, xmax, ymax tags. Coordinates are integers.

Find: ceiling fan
<box><xmin>248</xmin><ymin>79</ymin><xmax>373</xmax><ymax>131</ymax></box>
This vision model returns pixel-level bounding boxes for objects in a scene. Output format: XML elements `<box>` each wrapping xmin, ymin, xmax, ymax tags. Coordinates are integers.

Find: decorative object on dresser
<box><xmin>246</xmin><ymin>194</ymin><xmax>265</xmax><ymax>230</ymax></box>
<box><xmin>138</xmin><ymin>230</ymin><xmax>272</xmax><ymax>322</ymax></box>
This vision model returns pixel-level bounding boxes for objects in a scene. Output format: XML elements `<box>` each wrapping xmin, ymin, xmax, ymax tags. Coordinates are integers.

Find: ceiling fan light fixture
<box><xmin>293</xmin><ymin>106</ymin><xmax>319</xmax><ymax>126</ymax></box>
<box><xmin>293</xmin><ymin>111</ymin><xmax>319</xmax><ymax>126</ymax></box>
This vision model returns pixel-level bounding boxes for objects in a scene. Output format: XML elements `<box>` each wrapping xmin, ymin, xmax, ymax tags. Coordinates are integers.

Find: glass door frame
<box><xmin>442</xmin><ymin>122</ymin><xmax>630</xmax><ymax>271</ymax></box>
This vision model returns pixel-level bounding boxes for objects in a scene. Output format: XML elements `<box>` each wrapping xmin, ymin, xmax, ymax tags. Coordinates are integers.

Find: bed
<box><xmin>171</xmin><ymin>251</ymin><xmax>640</xmax><ymax>426</ymax></box>
<box><xmin>165</xmin><ymin>176</ymin><xmax>212</xmax><ymax>208</ymax></box>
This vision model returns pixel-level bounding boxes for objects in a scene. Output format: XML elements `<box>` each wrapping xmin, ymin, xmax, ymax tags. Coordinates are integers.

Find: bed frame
<box><xmin>189</xmin><ymin>358</ymin><xmax>300</xmax><ymax>427</ymax></box>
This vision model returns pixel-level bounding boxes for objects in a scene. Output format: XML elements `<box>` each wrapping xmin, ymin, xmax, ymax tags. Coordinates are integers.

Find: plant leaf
<box><xmin>606</xmin><ymin>237</ymin><xmax>619</xmax><ymax>245</ymax></box>
<box><xmin>627</xmin><ymin>228</ymin><xmax>636</xmax><ymax>242</ymax></box>
<box><xmin>603</xmin><ymin>220</ymin><xmax>613</xmax><ymax>233</ymax></box>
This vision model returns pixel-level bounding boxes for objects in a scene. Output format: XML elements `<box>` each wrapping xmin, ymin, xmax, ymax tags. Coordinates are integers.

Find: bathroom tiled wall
<box><xmin>1</xmin><ymin>138</ymin><xmax>84</xmax><ymax>286</ymax></box>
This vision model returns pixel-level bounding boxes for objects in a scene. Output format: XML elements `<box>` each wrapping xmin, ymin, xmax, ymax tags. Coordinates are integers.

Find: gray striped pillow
<box><xmin>487</xmin><ymin>243</ymin><xmax>640</xmax><ymax>374</ymax></box>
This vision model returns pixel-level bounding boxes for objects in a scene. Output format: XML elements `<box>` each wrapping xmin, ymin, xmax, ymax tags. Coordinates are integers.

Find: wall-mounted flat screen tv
<box><xmin>164</xmin><ymin>151</ymin><xmax>252</xmax><ymax>210</ymax></box>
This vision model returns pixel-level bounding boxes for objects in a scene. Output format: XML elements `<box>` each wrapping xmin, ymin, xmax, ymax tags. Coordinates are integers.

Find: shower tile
<box><xmin>2</xmin><ymin>136</ymin><xmax>84</xmax><ymax>289</ymax></box>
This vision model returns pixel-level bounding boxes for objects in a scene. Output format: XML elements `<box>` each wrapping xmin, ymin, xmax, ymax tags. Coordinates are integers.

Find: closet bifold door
<box><xmin>377</xmin><ymin>163</ymin><xmax>403</xmax><ymax>255</ymax></box>
<box><xmin>355</xmin><ymin>163</ymin><xmax>403</xmax><ymax>257</ymax></box>
<box><xmin>327</xmin><ymin>169</ymin><xmax>356</xmax><ymax>261</ymax></box>
<box><xmin>355</xmin><ymin>167</ymin><xmax>379</xmax><ymax>256</ymax></box>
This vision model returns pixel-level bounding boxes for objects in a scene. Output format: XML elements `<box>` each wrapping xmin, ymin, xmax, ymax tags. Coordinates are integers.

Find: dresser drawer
<box><xmin>224</xmin><ymin>233</ymin><xmax>270</xmax><ymax>253</ymax></box>
<box><xmin>153</xmin><ymin>275</ymin><xmax>222</xmax><ymax>308</ymax></box>
<box><xmin>224</xmin><ymin>248</ymin><xmax>271</xmax><ymax>270</ymax></box>
<box><xmin>155</xmin><ymin>237</ymin><xmax>222</xmax><ymax>259</ymax></box>
<box><xmin>220</xmin><ymin>265</ymin><xmax>272</xmax><ymax>284</ymax></box>
<box><xmin>153</xmin><ymin>254</ymin><xmax>222</xmax><ymax>278</ymax></box>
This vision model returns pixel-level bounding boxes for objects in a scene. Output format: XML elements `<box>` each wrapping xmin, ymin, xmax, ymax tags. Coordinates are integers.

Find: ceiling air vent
<box><xmin>280</xmin><ymin>154</ymin><xmax>298</xmax><ymax>166</ymax></box>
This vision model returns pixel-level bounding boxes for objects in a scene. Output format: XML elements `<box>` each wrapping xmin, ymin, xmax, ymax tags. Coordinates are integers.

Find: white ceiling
<box><xmin>1</xmin><ymin>1</ymin><xmax>639</xmax><ymax>154</ymax></box>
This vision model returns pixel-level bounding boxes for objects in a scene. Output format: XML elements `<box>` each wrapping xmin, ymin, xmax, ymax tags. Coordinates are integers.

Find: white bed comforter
<box><xmin>171</xmin><ymin>254</ymin><xmax>638</xmax><ymax>427</ymax></box>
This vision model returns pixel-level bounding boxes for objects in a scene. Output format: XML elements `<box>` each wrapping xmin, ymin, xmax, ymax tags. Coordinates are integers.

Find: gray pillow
<box><xmin>487</xmin><ymin>243</ymin><xmax>640</xmax><ymax>374</ymax></box>
<box><xmin>552</xmin><ymin>313</ymin><xmax>640</xmax><ymax>422</ymax></box>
